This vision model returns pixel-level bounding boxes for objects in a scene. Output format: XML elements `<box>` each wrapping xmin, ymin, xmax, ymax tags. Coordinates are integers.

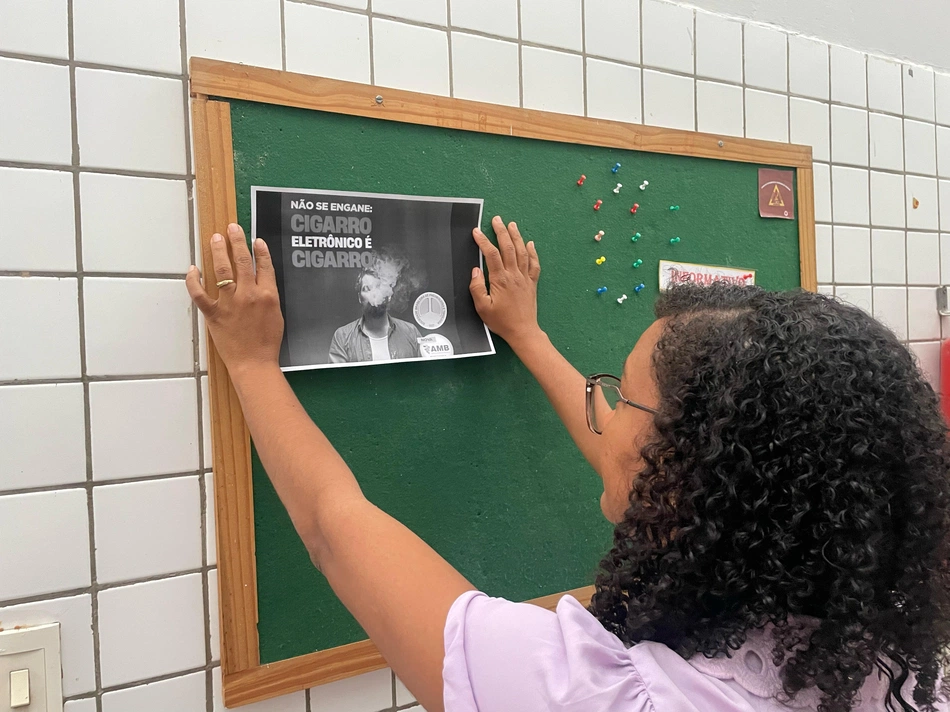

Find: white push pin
<box><xmin>617</xmin><ymin>294</ymin><xmax>628</xmax><ymax>304</ymax></box>
<box><xmin>640</xmin><ymin>181</ymin><xmax>649</xmax><ymax>190</ymax></box>
<box><xmin>613</xmin><ymin>183</ymin><xmax>622</xmax><ymax>194</ymax></box>
<box><xmin>594</xmin><ymin>230</ymin><xmax>604</xmax><ymax>241</ymax></box>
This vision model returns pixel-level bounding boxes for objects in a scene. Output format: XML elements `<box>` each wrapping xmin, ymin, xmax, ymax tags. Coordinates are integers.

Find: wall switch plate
<box><xmin>937</xmin><ymin>286</ymin><xmax>950</xmax><ymax>316</ymax></box>
<box><xmin>0</xmin><ymin>623</ymin><xmax>62</xmax><ymax>712</ymax></box>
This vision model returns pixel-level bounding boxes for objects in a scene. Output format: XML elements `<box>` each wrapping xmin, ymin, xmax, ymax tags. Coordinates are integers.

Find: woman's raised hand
<box><xmin>185</xmin><ymin>223</ymin><xmax>284</xmax><ymax>378</ymax></box>
<box><xmin>469</xmin><ymin>216</ymin><xmax>543</xmax><ymax>350</ymax></box>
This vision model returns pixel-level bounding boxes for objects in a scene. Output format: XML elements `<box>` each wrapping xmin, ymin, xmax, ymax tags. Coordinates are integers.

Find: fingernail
<box><xmin>227</xmin><ymin>223</ymin><xmax>239</xmax><ymax>234</ymax></box>
<box><xmin>472</xmin><ymin>267</ymin><xmax>480</xmax><ymax>278</ymax></box>
<box><xmin>188</xmin><ymin>265</ymin><xmax>196</xmax><ymax>272</ymax></box>
<box><xmin>212</xmin><ymin>234</ymin><xmax>223</xmax><ymax>243</ymax></box>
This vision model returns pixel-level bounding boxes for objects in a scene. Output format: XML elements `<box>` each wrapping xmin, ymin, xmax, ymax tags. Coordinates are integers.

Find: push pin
<box><xmin>632</xmin><ymin>259</ymin><xmax>643</xmax><ymax>268</ymax></box>
<box><xmin>617</xmin><ymin>294</ymin><xmax>628</xmax><ymax>304</ymax></box>
<box><xmin>631</xmin><ymin>232</ymin><xmax>641</xmax><ymax>242</ymax></box>
<box><xmin>670</xmin><ymin>236</ymin><xmax>681</xmax><ymax>244</ymax></box>
<box><xmin>913</xmin><ymin>197</ymin><xmax>920</xmax><ymax>209</ymax></box>
<box><xmin>577</xmin><ymin>174</ymin><xmax>587</xmax><ymax>186</ymax></box>
<box><xmin>670</xmin><ymin>205</ymin><xmax>680</xmax><ymax>211</ymax></box>
<box><xmin>597</xmin><ymin>286</ymin><xmax>608</xmax><ymax>294</ymax></box>
<box><xmin>612</xmin><ymin>163</ymin><xmax>621</xmax><ymax>173</ymax></box>
<box><xmin>640</xmin><ymin>181</ymin><xmax>649</xmax><ymax>190</ymax></box>
<box><xmin>634</xmin><ymin>283</ymin><xmax>646</xmax><ymax>294</ymax></box>
<box><xmin>613</xmin><ymin>183</ymin><xmax>622</xmax><ymax>194</ymax></box>
<box><xmin>630</xmin><ymin>203</ymin><xmax>640</xmax><ymax>214</ymax></box>
<box><xmin>594</xmin><ymin>199</ymin><xmax>603</xmax><ymax>211</ymax></box>
<box><xmin>596</xmin><ymin>256</ymin><xmax>606</xmax><ymax>265</ymax></box>
<box><xmin>594</xmin><ymin>230</ymin><xmax>605</xmax><ymax>242</ymax></box>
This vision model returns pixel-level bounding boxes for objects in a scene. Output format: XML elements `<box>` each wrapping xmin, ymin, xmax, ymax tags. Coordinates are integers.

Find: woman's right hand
<box><xmin>469</xmin><ymin>216</ymin><xmax>543</xmax><ymax>350</ymax></box>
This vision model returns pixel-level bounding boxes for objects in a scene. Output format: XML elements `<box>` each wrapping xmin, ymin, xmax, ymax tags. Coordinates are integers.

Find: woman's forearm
<box><xmin>510</xmin><ymin>331</ymin><xmax>605</xmax><ymax>472</ymax></box>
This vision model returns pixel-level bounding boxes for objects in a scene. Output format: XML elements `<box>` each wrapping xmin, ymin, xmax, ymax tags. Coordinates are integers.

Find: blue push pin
<box><xmin>634</xmin><ymin>283</ymin><xmax>645</xmax><ymax>294</ymax></box>
<box><xmin>596</xmin><ymin>286</ymin><xmax>608</xmax><ymax>294</ymax></box>
<box><xmin>611</xmin><ymin>162</ymin><xmax>621</xmax><ymax>173</ymax></box>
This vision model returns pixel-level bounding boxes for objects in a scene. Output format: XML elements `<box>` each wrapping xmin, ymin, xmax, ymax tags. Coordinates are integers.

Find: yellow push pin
<box><xmin>596</xmin><ymin>256</ymin><xmax>606</xmax><ymax>265</ymax></box>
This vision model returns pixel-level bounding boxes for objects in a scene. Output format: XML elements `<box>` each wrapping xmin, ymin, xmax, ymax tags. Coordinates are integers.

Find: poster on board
<box><xmin>252</xmin><ymin>187</ymin><xmax>495</xmax><ymax>372</ymax></box>
<box><xmin>659</xmin><ymin>260</ymin><xmax>756</xmax><ymax>291</ymax></box>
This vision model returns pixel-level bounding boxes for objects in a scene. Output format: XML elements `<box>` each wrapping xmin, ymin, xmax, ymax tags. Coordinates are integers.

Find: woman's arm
<box><xmin>187</xmin><ymin>225</ymin><xmax>473</xmax><ymax>712</ymax></box>
<box><xmin>469</xmin><ymin>217</ymin><xmax>608</xmax><ymax>473</ymax></box>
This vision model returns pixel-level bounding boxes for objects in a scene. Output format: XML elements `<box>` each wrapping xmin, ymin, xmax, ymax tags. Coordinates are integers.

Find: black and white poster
<box><xmin>252</xmin><ymin>187</ymin><xmax>495</xmax><ymax>371</ymax></box>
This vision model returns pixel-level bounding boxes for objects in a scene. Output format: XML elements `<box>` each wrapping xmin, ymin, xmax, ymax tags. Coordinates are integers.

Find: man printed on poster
<box><xmin>328</xmin><ymin>253</ymin><xmax>423</xmax><ymax>363</ymax></box>
<box><xmin>252</xmin><ymin>187</ymin><xmax>495</xmax><ymax>371</ymax></box>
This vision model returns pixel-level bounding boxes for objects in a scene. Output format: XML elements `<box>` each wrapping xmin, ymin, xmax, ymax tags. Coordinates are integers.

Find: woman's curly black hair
<box><xmin>588</xmin><ymin>284</ymin><xmax>950</xmax><ymax>712</ymax></box>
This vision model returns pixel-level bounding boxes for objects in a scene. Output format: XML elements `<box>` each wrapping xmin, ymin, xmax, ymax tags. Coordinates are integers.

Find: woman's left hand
<box><xmin>185</xmin><ymin>223</ymin><xmax>284</xmax><ymax>378</ymax></box>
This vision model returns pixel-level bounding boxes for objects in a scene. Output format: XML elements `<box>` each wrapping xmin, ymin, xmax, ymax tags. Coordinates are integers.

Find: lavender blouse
<box><xmin>443</xmin><ymin>591</ymin><xmax>940</xmax><ymax>712</ymax></box>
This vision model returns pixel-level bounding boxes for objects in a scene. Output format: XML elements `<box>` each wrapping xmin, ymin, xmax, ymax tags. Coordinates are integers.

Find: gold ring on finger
<box><xmin>216</xmin><ymin>279</ymin><xmax>236</xmax><ymax>288</ymax></box>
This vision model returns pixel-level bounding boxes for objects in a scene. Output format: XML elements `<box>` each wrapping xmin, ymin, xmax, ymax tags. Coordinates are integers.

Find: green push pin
<box><xmin>670</xmin><ymin>205</ymin><xmax>680</xmax><ymax>211</ymax></box>
<box><xmin>632</xmin><ymin>259</ymin><xmax>643</xmax><ymax>268</ymax></box>
<box><xmin>631</xmin><ymin>232</ymin><xmax>641</xmax><ymax>242</ymax></box>
<box><xmin>670</xmin><ymin>236</ymin><xmax>681</xmax><ymax>244</ymax></box>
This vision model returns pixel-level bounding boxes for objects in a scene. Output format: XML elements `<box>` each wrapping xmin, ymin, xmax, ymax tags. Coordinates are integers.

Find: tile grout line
<box><xmin>516</xmin><ymin>0</ymin><xmax>524</xmax><ymax>109</ymax></box>
<box><xmin>64</xmin><ymin>0</ymin><xmax>103</xmax><ymax>709</ymax></box>
<box><xmin>281</xmin><ymin>0</ymin><xmax>288</xmax><ymax>72</ymax></box>
<box><xmin>367</xmin><ymin>0</ymin><xmax>375</xmax><ymax>86</ymax></box>
<box><xmin>580</xmin><ymin>0</ymin><xmax>588</xmax><ymax>118</ymax></box>
<box><xmin>1</xmin><ymin>468</ymin><xmax>210</xmax><ymax>499</ymax></box>
<box><xmin>446</xmin><ymin>0</ymin><xmax>454</xmax><ymax>100</ymax></box>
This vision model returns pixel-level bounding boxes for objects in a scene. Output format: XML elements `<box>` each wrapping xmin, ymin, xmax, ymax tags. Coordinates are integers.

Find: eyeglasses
<box><xmin>586</xmin><ymin>373</ymin><xmax>658</xmax><ymax>435</ymax></box>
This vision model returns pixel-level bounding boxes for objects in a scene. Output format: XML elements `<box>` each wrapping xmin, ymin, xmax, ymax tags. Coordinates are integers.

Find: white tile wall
<box><xmin>789</xmin><ymin>98</ymin><xmax>830</xmax><ymax>162</ymax></box>
<box><xmin>80</xmin><ymin>174</ymin><xmax>191</xmax><ymax>274</ymax></box>
<box><xmin>642</xmin><ymin>0</ymin><xmax>693</xmax><ymax>74</ymax></box>
<box><xmin>587</xmin><ymin>61</ymin><xmax>642</xmax><ymax>123</ymax></box>
<box><xmin>868</xmin><ymin>56</ymin><xmax>903</xmax><ymax>115</ymax></box>
<box><xmin>102</xmin><ymin>671</ymin><xmax>206</xmax><ymax>712</ymax></box>
<box><xmin>830</xmin><ymin>46</ymin><xmax>867</xmax><ymax>108</ymax></box>
<box><xmin>643</xmin><ymin>70</ymin><xmax>694</xmax><ymax>130</ymax></box>
<box><xmin>745</xmin><ymin>90</ymin><xmax>788</xmax><ymax>143</ymax></box>
<box><xmin>93</xmin><ymin>476</ymin><xmax>202</xmax><ymax>583</ymax></box>
<box><xmin>0</xmin><ymin>0</ymin><xmax>69</xmax><ymax>58</ymax></box>
<box><xmin>89</xmin><ymin>378</ymin><xmax>199</xmax><ymax>480</ymax></box>
<box><xmin>522</xmin><ymin>47</ymin><xmax>584</xmax><ymax>116</ymax></box>
<box><xmin>744</xmin><ymin>24</ymin><xmax>787</xmax><ymax>92</ymax></box>
<box><xmin>0</xmin><ymin>277</ymin><xmax>81</xmax><ymax>380</ymax></box>
<box><xmin>788</xmin><ymin>35</ymin><xmax>828</xmax><ymax>100</ymax></box>
<box><xmin>0</xmin><ymin>168</ymin><xmax>76</xmax><ymax>271</ymax></box>
<box><xmin>83</xmin><ymin>278</ymin><xmax>194</xmax><ymax>376</ymax></box>
<box><xmin>869</xmin><ymin>113</ymin><xmax>905</xmax><ymax>171</ymax></box>
<box><xmin>831</xmin><ymin>106</ymin><xmax>869</xmax><ymax>166</ymax></box>
<box><xmin>0</xmin><ymin>383</ymin><xmax>86</xmax><ymax>491</ymax></box>
<box><xmin>904</xmin><ymin>65</ymin><xmax>936</xmax><ymax>122</ymax></box>
<box><xmin>310</xmin><ymin>668</ymin><xmax>394</xmax><ymax>712</ymax></box>
<box><xmin>695</xmin><ymin>11</ymin><xmax>741</xmax><ymax>83</ymax></box>
<box><xmin>4</xmin><ymin>1</ymin><xmax>949</xmax><ymax>709</ymax></box>
<box><xmin>450</xmin><ymin>0</ymin><xmax>518</xmax><ymax>38</ymax></box>
<box><xmin>372</xmin><ymin>19</ymin><xmax>449</xmax><ymax>96</ymax></box>
<box><xmin>0</xmin><ymin>489</ymin><xmax>90</xmax><ymax>599</ymax></box>
<box><xmin>0</xmin><ymin>58</ymin><xmax>72</xmax><ymax>164</ymax></box>
<box><xmin>374</xmin><ymin>0</ymin><xmax>446</xmax><ymax>25</ymax></box>
<box><xmin>585</xmin><ymin>0</ymin><xmax>640</xmax><ymax>64</ymax></box>
<box><xmin>285</xmin><ymin>4</ymin><xmax>370</xmax><ymax>84</ymax></box>
<box><xmin>98</xmin><ymin>573</ymin><xmax>205</xmax><ymax>686</ymax></box>
<box><xmin>185</xmin><ymin>0</ymin><xmax>282</xmax><ymax>69</ymax></box>
<box><xmin>520</xmin><ymin>0</ymin><xmax>583</xmax><ymax>52</ymax></box>
<box><xmin>0</xmin><ymin>594</ymin><xmax>95</xmax><ymax>695</ymax></box>
<box><xmin>452</xmin><ymin>33</ymin><xmax>520</xmax><ymax>107</ymax></box>
<box><xmin>696</xmin><ymin>81</ymin><xmax>743</xmax><ymax>137</ymax></box>
<box><xmin>75</xmin><ymin>69</ymin><xmax>187</xmax><ymax>174</ymax></box>
<box><xmin>73</xmin><ymin>0</ymin><xmax>182</xmax><ymax>73</ymax></box>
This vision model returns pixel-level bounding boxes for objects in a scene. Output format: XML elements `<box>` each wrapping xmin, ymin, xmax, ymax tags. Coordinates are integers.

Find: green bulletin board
<box><xmin>191</xmin><ymin>58</ymin><xmax>815</xmax><ymax>706</ymax></box>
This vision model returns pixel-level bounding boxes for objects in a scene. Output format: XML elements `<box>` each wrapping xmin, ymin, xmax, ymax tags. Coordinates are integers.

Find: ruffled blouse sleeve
<box><xmin>442</xmin><ymin>591</ymin><xmax>655</xmax><ymax>712</ymax></box>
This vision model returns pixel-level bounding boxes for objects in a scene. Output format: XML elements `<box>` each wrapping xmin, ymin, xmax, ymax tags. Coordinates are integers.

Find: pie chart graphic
<box><xmin>413</xmin><ymin>291</ymin><xmax>447</xmax><ymax>330</ymax></box>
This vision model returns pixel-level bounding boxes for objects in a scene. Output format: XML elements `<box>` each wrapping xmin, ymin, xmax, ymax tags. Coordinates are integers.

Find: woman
<box><xmin>187</xmin><ymin>217</ymin><xmax>950</xmax><ymax>712</ymax></box>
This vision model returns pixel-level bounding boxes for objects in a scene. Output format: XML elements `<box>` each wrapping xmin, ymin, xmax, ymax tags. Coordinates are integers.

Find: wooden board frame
<box><xmin>190</xmin><ymin>57</ymin><xmax>817</xmax><ymax>708</ymax></box>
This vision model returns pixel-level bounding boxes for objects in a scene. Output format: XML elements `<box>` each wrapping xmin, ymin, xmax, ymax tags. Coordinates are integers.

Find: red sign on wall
<box><xmin>758</xmin><ymin>168</ymin><xmax>795</xmax><ymax>220</ymax></box>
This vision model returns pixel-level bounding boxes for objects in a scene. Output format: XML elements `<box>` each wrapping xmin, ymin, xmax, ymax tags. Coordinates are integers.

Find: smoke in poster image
<box><xmin>251</xmin><ymin>187</ymin><xmax>495</xmax><ymax>371</ymax></box>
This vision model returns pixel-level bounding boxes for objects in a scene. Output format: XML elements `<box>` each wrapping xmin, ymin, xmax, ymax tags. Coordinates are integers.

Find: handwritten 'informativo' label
<box><xmin>659</xmin><ymin>260</ymin><xmax>756</xmax><ymax>291</ymax></box>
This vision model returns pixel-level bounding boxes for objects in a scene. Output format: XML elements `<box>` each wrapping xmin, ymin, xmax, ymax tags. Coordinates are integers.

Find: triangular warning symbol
<box><xmin>769</xmin><ymin>184</ymin><xmax>785</xmax><ymax>207</ymax></box>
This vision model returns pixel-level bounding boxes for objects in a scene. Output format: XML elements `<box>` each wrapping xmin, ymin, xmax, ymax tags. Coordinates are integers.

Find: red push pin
<box><xmin>593</xmin><ymin>199</ymin><xmax>603</xmax><ymax>211</ymax></box>
<box><xmin>630</xmin><ymin>203</ymin><xmax>640</xmax><ymax>214</ymax></box>
<box><xmin>577</xmin><ymin>174</ymin><xmax>587</xmax><ymax>186</ymax></box>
